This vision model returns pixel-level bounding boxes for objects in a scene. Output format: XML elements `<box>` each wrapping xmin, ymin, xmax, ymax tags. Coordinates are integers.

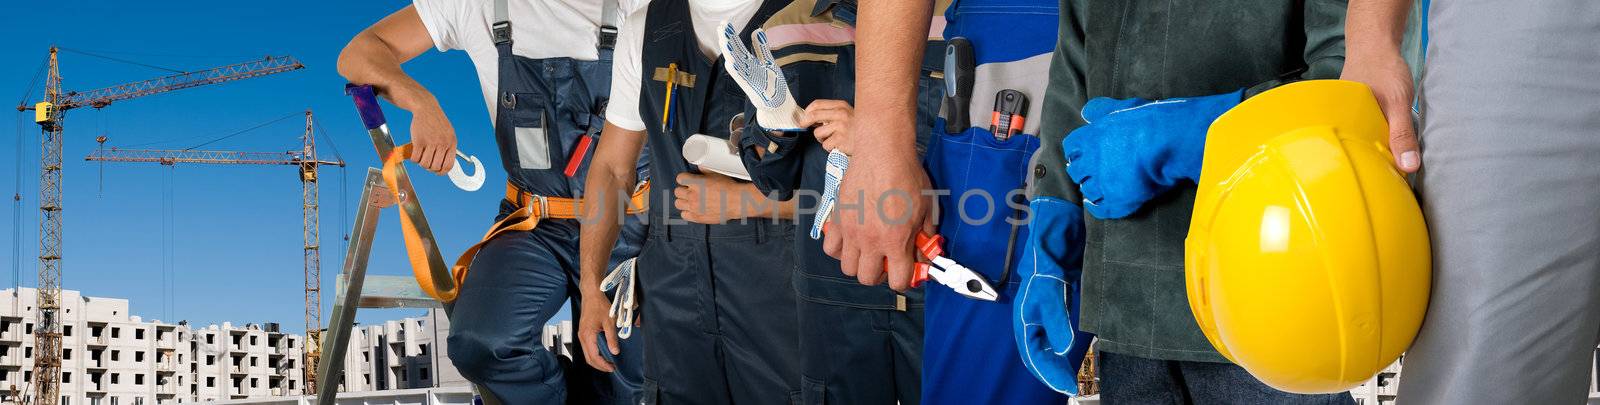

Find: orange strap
<box><xmin>387</xmin><ymin>142</ymin><xmax>652</xmax><ymax>303</ymax></box>
<box><xmin>382</xmin><ymin>144</ymin><xmax>461</xmax><ymax>302</ymax></box>
<box><xmin>442</xmin><ymin>180</ymin><xmax>651</xmax><ymax>303</ymax></box>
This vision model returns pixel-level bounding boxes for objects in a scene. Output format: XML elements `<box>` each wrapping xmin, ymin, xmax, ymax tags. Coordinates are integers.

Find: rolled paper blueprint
<box><xmin>682</xmin><ymin>133</ymin><xmax>752</xmax><ymax>181</ymax></box>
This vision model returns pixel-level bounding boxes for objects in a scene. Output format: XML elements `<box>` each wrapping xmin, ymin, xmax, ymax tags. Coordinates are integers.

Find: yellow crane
<box><xmin>84</xmin><ymin>111</ymin><xmax>344</xmax><ymax>395</ymax></box>
<box><xmin>16</xmin><ymin>47</ymin><xmax>302</xmax><ymax>404</ymax></box>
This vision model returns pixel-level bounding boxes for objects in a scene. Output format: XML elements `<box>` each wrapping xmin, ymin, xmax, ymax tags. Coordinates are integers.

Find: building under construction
<box><xmin>0</xmin><ymin>288</ymin><xmax>304</xmax><ymax>403</ymax></box>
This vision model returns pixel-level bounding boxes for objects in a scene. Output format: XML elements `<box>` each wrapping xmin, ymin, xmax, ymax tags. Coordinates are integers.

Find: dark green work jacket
<box><xmin>1033</xmin><ymin>0</ymin><xmax>1349</xmax><ymax>363</ymax></box>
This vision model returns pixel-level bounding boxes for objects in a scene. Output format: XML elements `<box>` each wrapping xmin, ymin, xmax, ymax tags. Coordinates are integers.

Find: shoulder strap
<box><xmin>492</xmin><ymin>0</ymin><xmax>512</xmax><ymax>45</ymax></box>
<box><xmin>495</xmin><ymin>0</ymin><xmax>616</xmax><ymax>49</ymax></box>
<box><xmin>599</xmin><ymin>0</ymin><xmax>620</xmax><ymax>49</ymax></box>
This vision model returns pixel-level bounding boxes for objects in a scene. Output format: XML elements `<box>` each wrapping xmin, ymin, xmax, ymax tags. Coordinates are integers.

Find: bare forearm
<box><xmin>579</xmin><ymin>187</ymin><xmax>625</xmax><ymax>293</ymax></box>
<box><xmin>336</xmin><ymin>6</ymin><xmax>440</xmax><ymax>113</ymax></box>
<box><xmin>1346</xmin><ymin>0</ymin><xmax>1412</xmax><ymax>57</ymax></box>
<box><xmin>338</xmin><ymin>33</ymin><xmax>438</xmax><ymax>112</ymax></box>
<box><xmin>853</xmin><ymin>0</ymin><xmax>932</xmax><ymax>156</ymax></box>
<box><xmin>580</xmin><ymin>124</ymin><xmax>646</xmax><ymax>293</ymax></box>
<box><xmin>737</xmin><ymin>184</ymin><xmax>798</xmax><ymax>219</ymax></box>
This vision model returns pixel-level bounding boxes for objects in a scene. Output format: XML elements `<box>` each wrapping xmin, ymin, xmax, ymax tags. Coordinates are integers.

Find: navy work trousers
<box><xmin>636</xmin><ymin>222</ymin><xmax>802</xmax><ymax>404</ymax></box>
<box><xmin>447</xmin><ymin>207</ymin><xmax>645</xmax><ymax>405</ymax></box>
<box><xmin>797</xmin><ymin>298</ymin><xmax>922</xmax><ymax>404</ymax></box>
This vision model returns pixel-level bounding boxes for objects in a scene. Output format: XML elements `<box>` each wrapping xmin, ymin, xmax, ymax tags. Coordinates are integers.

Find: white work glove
<box><xmin>600</xmin><ymin>257</ymin><xmax>638</xmax><ymax>339</ymax></box>
<box><xmin>810</xmin><ymin>149</ymin><xmax>850</xmax><ymax>239</ymax></box>
<box><xmin>719</xmin><ymin>21</ymin><xmax>805</xmax><ymax>132</ymax></box>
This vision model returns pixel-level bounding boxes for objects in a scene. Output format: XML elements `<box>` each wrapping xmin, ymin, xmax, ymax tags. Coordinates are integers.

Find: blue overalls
<box><xmin>444</xmin><ymin>0</ymin><xmax>647</xmax><ymax>402</ymax></box>
<box><xmin>633</xmin><ymin>0</ymin><xmax>803</xmax><ymax>403</ymax></box>
<box><xmin>920</xmin><ymin>0</ymin><xmax>1084</xmax><ymax>403</ymax></box>
<box><xmin>737</xmin><ymin>0</ymin><xmax>945</xmax><ymax>403</ymax></box>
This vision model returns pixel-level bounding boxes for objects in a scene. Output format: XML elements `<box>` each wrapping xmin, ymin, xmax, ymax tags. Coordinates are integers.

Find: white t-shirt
<box><xmin>414</xmin><ymin>0</ymin><xmax>640</xmax><ymax>123</ymax></box>
<box><xmin>606</xmin><ymin>0</ymin><xmax>763</xmax><ymax>132</ymax></box>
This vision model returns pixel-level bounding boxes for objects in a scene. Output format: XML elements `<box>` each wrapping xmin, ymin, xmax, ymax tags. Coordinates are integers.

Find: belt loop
<box><xmin>755</xmin><ymin>222</ymin><xmax>766</xmax><ymax>244</ymax></box>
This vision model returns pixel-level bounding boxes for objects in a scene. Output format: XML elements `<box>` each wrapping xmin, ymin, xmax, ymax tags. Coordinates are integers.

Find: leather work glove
<box><xmin>811</xmin><ymin>149</ymin><xmax>850</xmax><ymax>240</ymax></box>
<box><xmin>1013</xmin><ymin>196</ymin><xmax>1094</xmax><ymax>395</ymax></box>
<box><xmin>719</xmin><ymin>21</ymin><xmax>806</xmax><ymax>132</ymax></box>
<box><xmin>600</xmin><ymin>257</ymin><xmax>639</xmax><ymax>339</ymax></box>
<box><xmin>1061</xmin><ymin>89</ymin><xmax>1243</xmax><ymax>219</ymax></box>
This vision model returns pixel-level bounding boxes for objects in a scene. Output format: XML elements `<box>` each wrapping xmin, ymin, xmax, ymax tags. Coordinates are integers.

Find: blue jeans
<box><xmin>1097</xmin><ymin>351</ymin><xmax>1354</xmax><ymax>405</ymax></box>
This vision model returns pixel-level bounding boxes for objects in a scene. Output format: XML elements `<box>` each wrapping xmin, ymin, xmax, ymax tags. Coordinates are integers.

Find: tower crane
<box><xmin>15</xmin><ymin>47</ymin><xmax>302</xmax><ymax>404</ymax></box>
<box><xmin>85</xmin><ymin>111</ymin><xmax>343</xmax><ymax>395</ymax></box>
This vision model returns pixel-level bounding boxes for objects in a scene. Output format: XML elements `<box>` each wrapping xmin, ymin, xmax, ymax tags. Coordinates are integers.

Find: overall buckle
<box><xmin>598</xmin><ymin>25</ymin><xmax>618</xmax><ymax>50</ymax></box>
<box><xmin>492</xmin><ymin>21</ymin><xmax>512</xmax><ymax>45</ymax></box>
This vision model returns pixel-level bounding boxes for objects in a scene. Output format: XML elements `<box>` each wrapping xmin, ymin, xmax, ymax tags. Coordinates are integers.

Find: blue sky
<box><xmin>1</xmin><ymin>1</ymin><xmax>552</xmax><ymax>334</ymax></box>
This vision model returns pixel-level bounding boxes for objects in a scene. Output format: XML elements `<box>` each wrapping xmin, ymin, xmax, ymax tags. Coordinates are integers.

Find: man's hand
<box><xmin>409</xmin><ymin>106</ymin><xmax>458</xmax><ymax>174</ymax></box>
<box><xmin>1344</xmin><ymin>0</ymin><xmax>1420</xmax><ymax>173</ymax></box>
<box><xmin>800</xmin><ymin>99</ymin><xmax>854</xmax><ymax>153</ymax></box>
<box><xmin>676</xmin><ymin>171</ymin><xmax>754</xmax><ymax>224</ymax></box>
<box><xmin>577</xmin><ymin>288</ymin><xmax>620</xmax><ymax>373</ymax></box>
<box><xmin>336</xmin><ymin>5</ymin><xmax>458</xmax><ymax>175</ymax></box>
<box><xmin>829</xmin><ymin>152</ymin><xmax>930</xmax><ymax>291</ymax></box>
<box><xmin>1342</xmin><ymin>52</ymin><xmax>1419</xmax><ymax>173</ymax></box>
<box><xmin>827</xmin><ymin>0</ymin><xmax>934</xmax><ymax>291</ymax></box>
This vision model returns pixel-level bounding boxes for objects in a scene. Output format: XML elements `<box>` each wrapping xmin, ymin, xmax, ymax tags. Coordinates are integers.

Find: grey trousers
<box><xmin>1399</xmin><ymin>1</ymin><xmax>1600</xmax><ymax>404</ymax></box>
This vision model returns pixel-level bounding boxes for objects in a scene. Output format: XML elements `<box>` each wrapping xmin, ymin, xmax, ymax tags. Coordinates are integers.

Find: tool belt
<box><xmin>420</xmin><ymin>180</ymin><xmax>650</xmax><ymax>302</ymax></box>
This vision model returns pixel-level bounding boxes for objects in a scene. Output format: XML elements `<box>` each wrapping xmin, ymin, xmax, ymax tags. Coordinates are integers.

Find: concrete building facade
<box><xmin>182</xmin><ymin>322</ymin><xmax>304</xmax><ymax>401</ymax></box>
<box><xmin>0</xmin><ymin>288</ymin><xmax>306</xmax><ymax>404</ymax></box>
<box><xmin>0</xmin><ymin>287</ymin><xmax>588</xmax><ymax>404</ymax></box>
<box><xmin>332</xmin><ymin>309</ymin><xmax>466</xmax><ymax>394</ymax></box>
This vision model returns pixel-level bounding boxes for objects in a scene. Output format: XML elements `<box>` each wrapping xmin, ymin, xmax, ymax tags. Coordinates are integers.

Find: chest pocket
<box><xmin>504</xmin><ymin>91</ymin><xmax>595</xmax><ymax>172</ymax></box>
<box><xmin>512</xmin><ymin>109</ymin><xmax>553</xmax><ymax>170</ymax></box>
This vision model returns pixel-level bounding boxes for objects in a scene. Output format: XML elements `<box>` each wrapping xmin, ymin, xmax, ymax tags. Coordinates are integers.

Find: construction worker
<box><xmin>728</xmin><ymin>0</ymin><xmax>949</xmax><ymax>402</ymax></box>
<box><xmin>1015</xmin><ymin>1</ymin><xmax>1363</xmax><ymax>403</ymax></box>
<box><xmin>576</xmin><ymin>0</ymin><xmax>804</xmax><ymax>402</ymax></box>
<box><xmin>1343</xmin><ymin>1</ymin><xmax>1600</xmax><ymax>404</ymax></box>
<box><xmin>336</xmin><ymin>0</ymin><xmax>648</xmax><ymax>403</ymax></box>
<box><xmin>901</xmin><ymin>0</ymin><xmax>1095</xmax><ymax>403</ymax></box>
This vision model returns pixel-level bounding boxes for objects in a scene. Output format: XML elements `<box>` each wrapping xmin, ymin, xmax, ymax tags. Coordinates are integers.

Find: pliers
<box><xmin>813</xmin><ymin>150</ymin><xmax>997</xmax><ymax>301</ymax></box>
<box><xmin>910</xmin><ymin>232</ymin><xmax>1000</xmax><ymax>301</ymax></box>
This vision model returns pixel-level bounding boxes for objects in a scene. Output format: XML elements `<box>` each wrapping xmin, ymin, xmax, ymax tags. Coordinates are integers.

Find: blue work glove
<box><xmin>1013</xmin><ymin>196</ymin><xmax>1094</xmax><ymax>395</ymax></box>
<box><xmin>1061</xmin><ymin>89</ymin><xmax>1243</xmax><ymax>219</ymax></box>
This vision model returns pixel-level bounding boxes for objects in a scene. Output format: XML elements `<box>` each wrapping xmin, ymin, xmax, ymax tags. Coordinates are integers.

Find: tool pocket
<box><xmin>514</xmin><ymin>112</ymin><xmax>553</xmax><ymax>170</ymax></box>
<box><xmin>502</xmin><ymin>92</ymin><xmax>561</xmax><ymax>171</ymax></box>
<box><xmin>925</xmin><ymin>117</ymin><xmax>1040</xmax><ymax>283</ymax></box>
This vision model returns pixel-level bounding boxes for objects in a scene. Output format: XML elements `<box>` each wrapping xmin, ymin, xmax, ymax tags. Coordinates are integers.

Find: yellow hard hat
<box><xmin>1185</xmin><ymin>80</ymin><xmax>1431</xmax><ymax>394</ymax></box>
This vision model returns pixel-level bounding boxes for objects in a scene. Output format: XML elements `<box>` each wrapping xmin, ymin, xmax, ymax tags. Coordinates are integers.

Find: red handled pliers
<box><xmin>821</xmin><ymin>223</ymin><xmax>999</xmax><ymax>301</ymax></box>
<box><xmin>910</xmin><ymin>232</ymin><xmax>1000</xmax><ymax>301</ymax></box>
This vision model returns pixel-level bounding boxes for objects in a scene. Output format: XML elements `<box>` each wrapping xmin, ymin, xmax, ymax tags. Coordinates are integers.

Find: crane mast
<box><xmin>28</xmin><ymin>47</ymin><xmax>64</xmax><ymax>405</ymax></box>
<box><xmin>17</xmin><ymin>47</ymin><xmax>303</xmax><ymax>404</ymax></box>
<box><xmin>83</xmin><ymin>111</ymin><xmax>341</xmax><ymax>395</ymax></box>
<box><xmin>299</xmin><ymin>112</ymin><xmax>325</xmax><ymax>395</ymax></box>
